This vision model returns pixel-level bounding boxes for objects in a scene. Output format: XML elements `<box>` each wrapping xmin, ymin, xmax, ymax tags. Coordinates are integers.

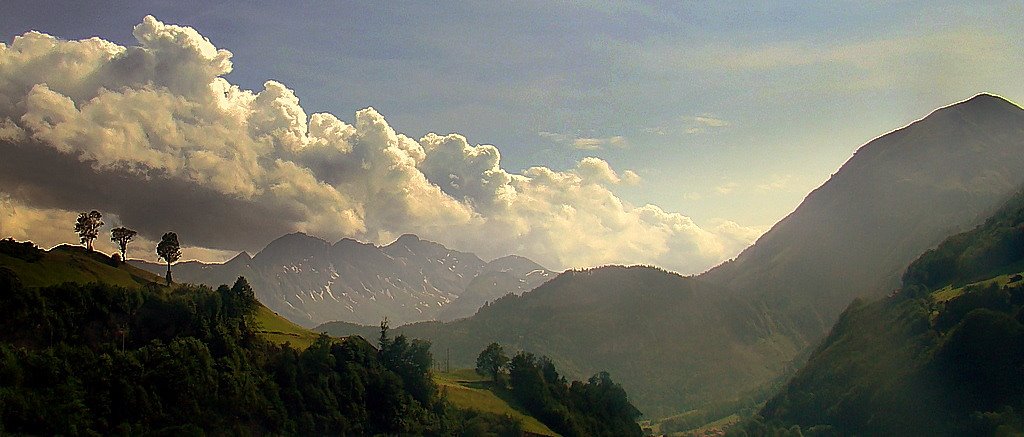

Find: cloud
<box><xmin>0</xmin><ymin>16</ymin><xmax>757</xmax><ymax>274</ymax></box>
<box><xmin>757</xmin><ymin>175</ymin><xmax>793</xmax><ymax>192</ymax></box>
<box><xmin>715</xmin><ymin>182</ymin><xmax>739</xmax><ymax>195</ymax></box>
<box><xmin>691</xmin><ymin>116</ymin><xmax>729</xmax><ymax>127</ymax></box>
<box><xmin>540</xmin><ymin>131</ymin><xmax>628</xmax><ymax>150</ymax></box>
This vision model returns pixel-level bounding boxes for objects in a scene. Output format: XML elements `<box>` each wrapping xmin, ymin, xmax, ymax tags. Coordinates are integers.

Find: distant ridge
<box><xmin>133</xmin><ymin>233</ymin><xmax>554</xmax><ymax>327</ymax></box>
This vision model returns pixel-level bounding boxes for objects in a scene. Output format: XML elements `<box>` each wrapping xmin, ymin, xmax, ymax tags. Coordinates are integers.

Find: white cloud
<box><xmin>691</xmin><ymin>116</ymin><xmax>729</xmax><ymax>127</ymax></box>
<box><xmin>757</xmin><ymin>174</ymin><xmax>793</xmax><ymax>192</ymax></box>
<box><xmin>715</xmin><ymin>182</ymin><xmax>739</xmax><ymax>195</ymax></box>
<box><xmin>0</xmin><ymin>16</ymin><xmax>757</xmax><ymax>273</ymax></box>
<box><xmin>540</xmin><ymin>131</ymin><xmax>628</xmax><ymax>150</ymax></box>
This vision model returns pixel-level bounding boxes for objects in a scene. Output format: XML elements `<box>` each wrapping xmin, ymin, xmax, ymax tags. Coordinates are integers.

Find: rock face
<box><xmin>133</xmin><ymin>233</ymin><xmax>553</xmax><ymax>327</ymax></box>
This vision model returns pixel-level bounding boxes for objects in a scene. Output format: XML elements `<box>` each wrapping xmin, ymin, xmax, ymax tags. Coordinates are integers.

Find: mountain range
<box><xmin>132</xmin><ymin>233</ymin><xmax>553</xmax><ymax>327</ymax></box>
<box><xmin>320</xmin><ymin>94</ymin><xmax>1024</xmax><ymax>418</ymax></box>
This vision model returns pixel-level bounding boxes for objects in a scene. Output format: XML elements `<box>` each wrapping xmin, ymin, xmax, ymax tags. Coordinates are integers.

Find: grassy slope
<box><xmin>0</xmin><ymin>245</ymin><xmax>163</xmax><ymax>288</ymax></box>
<box><xmin>0</xmin><ymin>244</ymin><xmax>321</xmax><ymax>350</ymax></box>
<box><xmin>254</xmin><ymin>305</ymin><xmax>321</xmax><ymax>350</ymax></box>
<box><xmin>434</xmin><ymin>369</ymin><xmax>558</xmax><ymax>436</ymax></box>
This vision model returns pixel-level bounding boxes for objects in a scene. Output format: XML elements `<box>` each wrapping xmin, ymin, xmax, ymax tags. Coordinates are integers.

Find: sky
<box><xmin>1</xmin><ymin>1</ymin><xmax>1022</xmax><ymax>273</ymax></box>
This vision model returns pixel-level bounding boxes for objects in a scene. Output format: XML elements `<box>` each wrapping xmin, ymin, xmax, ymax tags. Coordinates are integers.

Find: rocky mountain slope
<box><xmin>134</xmin><ymin>233</ymin><xmax>553</xmax><ymax>327</ymax></box>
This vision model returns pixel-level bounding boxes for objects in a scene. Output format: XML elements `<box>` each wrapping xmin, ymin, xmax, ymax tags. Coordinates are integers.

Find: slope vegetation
<box><xmin>748</xmin><ymin>189</ymin><xmax>1024</xmax><ymax>435</ymax></box>
<box><xmin>322</xmin><ymin>266</ymin><xmax>800</xmax><ymax>418</ymax></box>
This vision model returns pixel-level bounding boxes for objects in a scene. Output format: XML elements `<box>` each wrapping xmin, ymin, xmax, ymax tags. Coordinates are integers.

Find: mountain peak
<box><xmin>225</xmin><ymin>251</ymin><xmax>251</xmax><ymax>265</ymax></box>
<box><xmin>393</xmin><ymin>233</ymin><xmax>421</xmax><ymax>244</ymax></box>
<box><xmin>933</xmin><ymin>93</ymin><xmax>1022</xmax><ymax>120</ymax></box>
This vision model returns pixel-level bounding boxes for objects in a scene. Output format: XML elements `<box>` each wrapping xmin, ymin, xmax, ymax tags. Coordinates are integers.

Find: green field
<box><xmin>434</xmin><ymin>369</ymin><xmax>558</xmax><ymax>436</ymax></box>
<box><xmin>254</xmin><ymin>305</ymin><xmax>322</xmax><ymax>350</ymax></box>
<box><xmin>0</xmin><ymin>245</ymin><xmax>163</xmax><ymax>288</ymax></box>
<box><xmin>930</xmin><ymin>271</ymin><xmax>1024</xmax><ymax>303</ymax></box>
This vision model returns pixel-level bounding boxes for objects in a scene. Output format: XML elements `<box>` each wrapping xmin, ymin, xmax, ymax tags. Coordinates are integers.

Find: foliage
<box><xmin>156</xmin><ymin>232</ymin><xmax>181</xmax><ymax>285</ymax></box>
<box><xmin>501</xmin><ymin>349</ymin><xmax>642</xmax><ymax>437</ymax></box>
<box><xmin>741</xmin><ymin>191</ymin><xmax>1024</xmax><ymax>436</ymax></box>
<box><xmin>476</xmin><ymin>342</ymin><xmax>509</xmax><ymax>382</ymax></box>
<box><xmin>320</xmin><ymin>265</ymin><xmax>790</xmax><ymax>418</ymax></box>
<box><xmin>903</xmin><ymin>190</ymin><xmax>1024</xmax><ymax>291</ymax></box>
<box><xmin>110</xmin><ymin>227</ymin><xmax>137</xmax><ymax>262</ymax></box>
<box><xmin>74</xmin><ymin>210</ymin><xmax>103</xmax><ymax>251</ymax></box>
<box><xmin>0</xmin><ymin>238</ymin><xmax>43</xmax><ymax>262</ymax></box>
<box><xmin>0</xmin><ymin>264</ymin><xmax>529</xmax><ymax>435</ymax></box>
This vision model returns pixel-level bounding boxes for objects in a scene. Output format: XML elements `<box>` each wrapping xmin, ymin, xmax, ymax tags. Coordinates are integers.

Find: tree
<box><xmin>156</xmin><ymin>232</ymin><xmax>181</xmax><ymax>286</ymax></box>
<box><xmin>74</xmin><ymin>210</ymin><xmax>103</xmax><ymax>250</ymax></box>
<box><xmin>110</xmin><ymin>227</ymin><xmax>137</xmax><ymax>261</ymax></box>
<box><xmin>476</xmin><ymin>342</ymin><xmax>509</xmax><ymax>382</ymax></box>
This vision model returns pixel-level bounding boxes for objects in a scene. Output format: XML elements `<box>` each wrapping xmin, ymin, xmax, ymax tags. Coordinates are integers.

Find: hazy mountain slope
<box><xmin>437</xmin><ymin>255</ymin><xmax>554</xmax><ymax>321</ymax></box>
<box><xmin>753</xmin><ymin>190</ymin><xmax>1024</xmax><ymax>436</ymax></box>
<box><xmin>321</xmin><ymin>266</ymin><xmax>802</xmax><ymax>418</ymax></box>
<box><xmin>134</xmin><ymin>233</ymin><xmax>553</xmax><ymax>327</ymax></box>
<box><xmin>320</xmin><ymin>95</ymin><xmax>1024</xmax><ymax>419</ymax></box>
<box><xmin>703</xmin><ymin>93</ymin><xmax>1024</xmax><ymax>342</ymax></box>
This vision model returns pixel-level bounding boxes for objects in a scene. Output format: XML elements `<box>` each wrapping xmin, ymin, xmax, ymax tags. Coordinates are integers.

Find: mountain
<box><xmin>745</xmin><ymin>190</ymin><xmax>1024</xmax><ymax>436</ymax></box>
<box><xmin>703</xmin><ymin>93</ymin><xmax>1024</xmax><ymax>343</ymax></box>
<box><xmin>322</xmin><ymin>266</ymin><xmax>800</xmax><ymax>418</ymax></box>
<box><xmin>319</xmin><ymin>94</ymin><xmax>1024</xmax><ymax>419</ymax></box>
<box><xmin>133</xmin><ymin>233</ymin><xmax>553</xmax><ymax>327</ymax></box>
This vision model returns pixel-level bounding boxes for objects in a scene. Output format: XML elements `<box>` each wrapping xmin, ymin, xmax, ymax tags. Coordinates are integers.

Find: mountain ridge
<box><xmin>132</xmin><ymin>233</ymin><xmax>555</xmax><ymax>327</ymax></box>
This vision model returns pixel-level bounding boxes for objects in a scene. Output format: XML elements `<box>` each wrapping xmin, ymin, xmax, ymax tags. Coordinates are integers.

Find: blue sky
<box><xmin>1</xmin><ymin>1</ymin><xmax>1022</xmax><ymax>270</ymax></box>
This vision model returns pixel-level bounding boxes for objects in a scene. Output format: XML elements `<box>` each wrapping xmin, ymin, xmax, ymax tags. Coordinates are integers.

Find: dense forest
<box><xmin>0</xmin><ymin>239</ymin><xmax>641</xmax><ymax>435</ymax></box>
<box><xmin>726</xmin><ymin>190</ymin><xmax>1024</xmax><ymax>436</ymax></box>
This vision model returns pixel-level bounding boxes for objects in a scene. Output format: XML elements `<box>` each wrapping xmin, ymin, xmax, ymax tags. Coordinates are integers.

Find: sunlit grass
<box><xmin>254</xmin><ymin>305</ymin><xmax>321</xmax><ymax>350</ymax></box>
<box><xmin>434</xmin><ymin>369</ymin><xmax>558</xmax><ymax>436</ymax></box>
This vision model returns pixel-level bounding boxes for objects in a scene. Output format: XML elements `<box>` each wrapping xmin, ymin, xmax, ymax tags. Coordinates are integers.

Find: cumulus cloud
<box><xmin>0</xmin><ymin>16</ymin><xmax>759</xmax><ymax>273</ymax></box>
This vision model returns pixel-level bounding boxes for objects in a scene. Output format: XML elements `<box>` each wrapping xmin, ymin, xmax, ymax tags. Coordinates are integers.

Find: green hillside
<box><xmin>321</xmin><ymin>266</ymin><xmax>801</xmax><ymax>418</ymax></box>
<box><xmin>0</xmin><ymin>242</ymin><xmax>163</xmax><ymax>288</ymax></box>
<box><xmin>0</xmin><ymin>237</ymin><xmax>637</xmax><ymax>435</ymax></box>
<box><xmin>736</xmin><ymin>190</ymin><xmax>1024</xmax><ymax>436</ymax></box>
<box><xmin>0</xmin><ymin>239</ymin><xmax>323</xmax><ymax>351</ymax></box>
<box><xmin>436</xmin><ymin>369</ymin><xmax>558</xmax><ymax>436</ymax></box>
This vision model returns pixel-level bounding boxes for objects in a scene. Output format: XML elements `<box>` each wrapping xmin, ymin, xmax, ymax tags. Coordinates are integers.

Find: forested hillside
<box><xmin>321</xmin><ymin>266</ymin><xmax>800</xmax><ymax>418</ymax></box>
<box><xmin>0</xmin><ymin>239</ymin><xmax>636</xmax><ymax>435</ymax></box>
<box><xmin>734</xmin><ymin>189</ymin><xmax>1024</xmax><ymax>436</ymax></box>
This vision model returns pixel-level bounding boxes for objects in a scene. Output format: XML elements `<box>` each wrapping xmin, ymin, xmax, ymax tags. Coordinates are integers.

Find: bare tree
<box><xmin>110</xmin><ymin>227</ymin><xmax>137</xmax><ymax>261</ymax></box>
<box><xmin>156</xmin><ymin>232</ymin><xmax>181</xmax><ymax>286</ymax></box>
<box><xmin>74</xmin><ymin>210</ymin><xmax>103</xmax><ymax>250</ymax></box>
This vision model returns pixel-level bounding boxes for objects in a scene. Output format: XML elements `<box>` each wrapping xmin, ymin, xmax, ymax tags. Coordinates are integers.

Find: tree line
<box><xmin>73</xmin><ymin>209</ymin><xmax>180</xmax><ymax>285</ymax></box>
<box><xmin>0</xmin><ymin>265</ymin><xmax>530</xmax><ymax>435</ymax></box>
<box><xmin>474</xmin><ymin>342</ymin><xmax>643</xmax><ymax>437</ymax></box>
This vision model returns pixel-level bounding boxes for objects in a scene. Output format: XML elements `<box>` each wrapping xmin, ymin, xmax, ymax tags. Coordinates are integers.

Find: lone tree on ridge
<box><xmin>74</xmin><ymin>210</ymin><xmax>103</xmax><ymax>250</ymax></box>
<box><xmin>156</xmin><ymin>232</ymin><xmax>181</xmax><ymax>286</ymax></box>
<box><xmin>110</xmin><ymin>227</ymin><xmax>137</xmax><ymax>262</ymax></box>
